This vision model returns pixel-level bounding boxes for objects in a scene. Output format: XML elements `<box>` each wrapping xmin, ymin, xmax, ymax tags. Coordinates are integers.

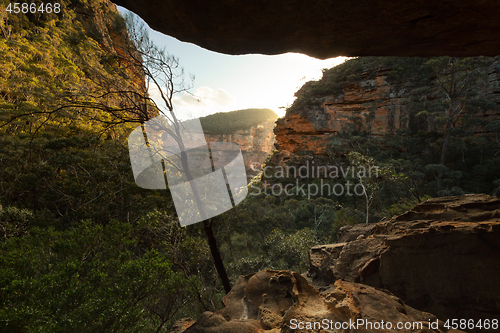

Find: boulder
<box><xmin>180</xmin><ymin>270</ymin><xmax>462</xmax><ymax>332</ymax></box>
<box><xmin>308</xmin><ymin>194</ymin><xmax>500</xmax><ymax>326</ymax></box>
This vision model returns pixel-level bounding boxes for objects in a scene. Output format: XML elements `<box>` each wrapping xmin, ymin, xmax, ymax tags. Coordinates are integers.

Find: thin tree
<box><xmin>121</xmin><ymin>13</ymin><xmax>232</xmax><ymax>294</ymax></box>
<box><xmin>347</xmin><ymin>151</ymin><xmax>405</xmax><ymax>223</ymax></box>
<box><xmin>0</xmin><ymin>10</ymin><xmax>233</xmax><ymax>294</ymax></box>
<box><xmin>426</xmin><ymin>57</ymin><xmax>490</xmax><ymax>188</ymax></box>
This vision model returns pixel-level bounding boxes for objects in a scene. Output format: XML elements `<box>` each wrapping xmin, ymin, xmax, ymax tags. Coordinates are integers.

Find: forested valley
<box><xmin>1</xmin><ymin>1</ymin><xmax>500</xmax><ymax>332</ymax></box>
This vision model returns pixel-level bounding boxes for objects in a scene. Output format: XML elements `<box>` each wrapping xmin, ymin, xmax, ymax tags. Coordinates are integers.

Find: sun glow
<box><xmin>121</xmin><ymin>7</ymin><xmax>349</xmax><ymax>120</ymax></box>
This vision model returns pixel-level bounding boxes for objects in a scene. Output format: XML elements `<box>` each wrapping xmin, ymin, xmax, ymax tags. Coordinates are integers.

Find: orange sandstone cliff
<box><xmin>205</xmin><ymin>118</ymin><xmax>277</xmax><ymax>179</ymax></box>
<box><xmin>275</xmin><ymin>68</ymin><xmax>407</xmax><ymax>157</ymax></box>
<box><xmin>274</xmin><ymin>58</ymin><xmax>500</xmax><ymax>160</ymax></box>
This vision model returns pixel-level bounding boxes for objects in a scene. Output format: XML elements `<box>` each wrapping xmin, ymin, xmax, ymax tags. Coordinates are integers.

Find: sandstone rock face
<box><xmin>273</xmin><ymin>60</ymin><xmax>500</xmax><ymax>160</ymax></box>
<box><xmin>74</xmin><ymin>0</ymin><xmax>156</xmax><ymax>119</ymax></box>
<box><xmin>113</xmin><ymin>0</ymin><xmax>500</xmax><ymax>58</ymax></box>
<box><xmin>171</xmin><ymin>318</ymin><xmax>197</xmax><ymax>333</ymax></box>
<box><xmin>273</xmin><ymin>68</ymin><xmax>407</xmax><ymax>156</ymax></box>
<box><xmin>308</xmin><ymin>194</ymin><xmax>500</xmax><ymax>327</ymax></box>
<box><xmin>205</xmin><ymin>119</ymin><xmax>276</xmax><ymax>180</ymax></box>
<box><xmin>178</xmin><ymin>270</ymin><xmax>458</xmax><ymax>333</ymax></box>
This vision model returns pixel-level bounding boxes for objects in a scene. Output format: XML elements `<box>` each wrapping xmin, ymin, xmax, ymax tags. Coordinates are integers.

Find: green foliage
<box><xmin>381</xmin><ymin>195</ymin><xmax>432</xmax><ymax>218</ymax></box>
<box><xmin>0</xmin><ymin>219</ymin><xmax>197</xmax><ymax>332</ymax></box>
<box><xmin>347</xmin><ymin>151</ymin><xmax>407</xmax><ymax>223</ymax></box>
<box><xmin>0</xmin><ymin>0</ymin><xmax>142</xmax><ymax>133</ymax></box>
<box><xmin>0</xmin><ymin>205</ymin><xmax>33</xmax><ymax>239</ymax></box>
<box><xmin>284</xmin><ymin>198</ymin><xmax>338</xmax><ymax>235</ymax></box>
<box><xmin>191</xmin><ymin>108</ymin><xmax>278</xmax><ymax>134</ymax></box>
<box><xmin>0</xmin><ymin>1</ymin><xmax>171</xmax><ymax>227</ymax></box>
<box><xmin>0</xmin><ymin>3</ymin><xmax>225</xmax><ymax>331</ymax></box>
<box><xmin>330</xmin><ymin>208</ymin><xmax>359</xmax><ymax>240</ymax></box>
<box><xmin>0</xmin><ymin>128</ymin><xmax>172</xmax><ymax>228</ymax></box>
<box><xmin>264</xmin><ymin>228</ymin><xmax>318</xmax><ymax>273</ymax></box>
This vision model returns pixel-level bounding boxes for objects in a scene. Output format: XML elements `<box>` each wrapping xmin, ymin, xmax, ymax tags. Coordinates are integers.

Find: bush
<box><xmin>0</xmin><ymin>219</ymin><xmax>199</xmax><ymax>332</ymax></box>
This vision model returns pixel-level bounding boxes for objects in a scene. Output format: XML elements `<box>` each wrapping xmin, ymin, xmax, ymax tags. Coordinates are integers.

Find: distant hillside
<box><xmin>194</xmin><ymin>108</ymin><xmax>278</xmax><ymax>134</ymax></box>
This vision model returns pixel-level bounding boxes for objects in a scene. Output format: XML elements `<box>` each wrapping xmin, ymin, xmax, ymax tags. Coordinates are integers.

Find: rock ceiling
<box><xmin>113</xmin><ymin>0</ymin><xmax>500</xmax><ymax>58</ymax></box>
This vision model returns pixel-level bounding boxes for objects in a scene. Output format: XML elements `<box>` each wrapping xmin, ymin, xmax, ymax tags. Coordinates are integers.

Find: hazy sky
<box><xmin>118</xmin><ymin>7</ymin><xmax>347</xmax><ymax>120</ymax></box>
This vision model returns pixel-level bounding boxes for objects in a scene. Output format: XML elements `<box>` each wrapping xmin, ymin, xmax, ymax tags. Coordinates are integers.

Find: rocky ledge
<box><xmin>308</xmin><ymin>193</ymin><xmax>500</xmax><ymax>329</ymax></box>
<box><xmin>175</xmin><ymin>270</ymin><xmax>459</xmax><ymax>333</ymax></box>
<box><xmin>173</xmin><ymin>194</ymin><xmax>499</xmax><ymax>332</ymax></box>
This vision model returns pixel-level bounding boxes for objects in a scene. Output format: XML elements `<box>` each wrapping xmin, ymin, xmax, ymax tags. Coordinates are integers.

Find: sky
<box><xmin>117</xmin><ymin>7</ymin><xmax>347</xmax><ymax>120</ymax></box>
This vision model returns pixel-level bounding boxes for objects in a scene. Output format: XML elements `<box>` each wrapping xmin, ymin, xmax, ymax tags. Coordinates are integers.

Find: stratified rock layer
<box><xmin>205</xmin><ymin>118</ymin><xmax>276</xmax><ymax>180</ymax></box>
<box><xmin>113</xmin><ymin>0</ymin><xmax>500</xmax><ymax>58</ymax></box>
<box><xmin>273</xmin><ymin>68</ymin><xmax>406</xmax><ymax>157</ymax></box>
<box><xmin>308</xmin><ymin>194</ymin><xmax>500</xmax><ymax>326</ymax></box>
<box><xmin>273</xmin><ymin>60</ymin><xmax>500</xmax><ymax>159</ymax></box>
<box><xmin>272</xmin><ymin>64</ymin><xmax>500</xmax><ymax>169</ymax></box>
<box><xmin>180</xmin><ymin>270</ymin><xmax>458</xmax><ymax>333</ymax></box>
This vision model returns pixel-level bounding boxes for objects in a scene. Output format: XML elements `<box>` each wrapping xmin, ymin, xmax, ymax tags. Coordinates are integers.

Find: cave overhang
<box><xmin>113</xmin><ymin>0</ymin><xmax>500</xmax><ymax>58</ymax></box>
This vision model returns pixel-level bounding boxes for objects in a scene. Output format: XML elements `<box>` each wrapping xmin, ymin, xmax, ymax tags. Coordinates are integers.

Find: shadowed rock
<box><xmin>172</xmin><ymin>194</ymin><xmax>498</xmax><ymax>332</ymax></box>
<box><xmin>178</xmin><ymin>270</ymin><xmax>462</xmax><ymax>332</ymax></box>
<box><xmin>308</xmin><ymin>194</ymin><xmax>500</xmax><ymax>327</ymax></box>
<box><xmin>113</xmin><ymin>0</ymin><xmax>500</xmax><ymax>58</ymax></box>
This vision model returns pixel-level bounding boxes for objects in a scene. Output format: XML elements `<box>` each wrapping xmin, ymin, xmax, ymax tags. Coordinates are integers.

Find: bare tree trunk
<box><xmin>176</xmin><ymin>143</ymin><xmax>232</xmax><ymax>294</ymax></box>
<box><xmin>203</xmin><ymin>219</ymin><xmax>232</xmax><ymax>294</ymax></box>
<box><xmin>437</xmin><ymin>104</ymin><xmax>454</xmax><ymax>189</ymax></box>
<box><xmin>437</xmin><ymin>121</ymin><xmax>451</xmax><ymax>189</ymax></box>
<box><xmin>124</xmin><ymin>16</ymin><xmax>234</xmax><ymax>296</ymax></box>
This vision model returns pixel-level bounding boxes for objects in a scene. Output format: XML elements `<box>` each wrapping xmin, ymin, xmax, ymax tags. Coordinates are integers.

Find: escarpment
<box><xmin>274</xmin><ymin>66</ymin><xmax>407</xmax><ymax>157</ymax></box>
<box><xmin>191</xmin><ymin>109</ymin><xmax>279</xmax><ymax>179</ymax></box>
<box><xmin>273</xmin><ymin>57</ymin><xmax>500</xmax><ymax>161</ymax></box>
